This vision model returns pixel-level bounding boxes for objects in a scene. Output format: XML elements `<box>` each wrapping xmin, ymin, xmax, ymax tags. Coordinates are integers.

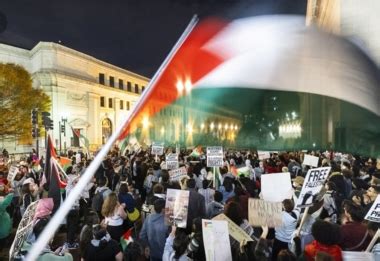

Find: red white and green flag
<box><xmin>118</xmin><ymin>16</ymin><xmax>380</xmax><ymax>157</ymax></box>
<box><xmin>71</xmin><ymin>125</ymin><xmax>90</xmax><ymax>149</ymax></box>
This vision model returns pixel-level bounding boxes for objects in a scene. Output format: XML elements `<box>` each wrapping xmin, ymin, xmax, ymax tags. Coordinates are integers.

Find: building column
<box><xmin>88</xmin><ymin>92</ymin><xmax>100</xmax><ymax>148</ymax></box>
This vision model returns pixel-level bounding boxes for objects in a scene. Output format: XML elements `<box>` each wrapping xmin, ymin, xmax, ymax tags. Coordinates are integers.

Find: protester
<box><xmin>206</xmin><ymin>190</ymin><xmax>224</xmax><ymax>218</ymax></box>
<box><xmin>101</xmin><ymin>192</ymin><xmax>127</xmax><ymax>241</ymax></box>
<box><xmin>83</xmin><ymin>224</ymin><xmax>123</xmax><ymax>261</ymax></box>
<box><xmin>140</xmin><ymin>198</ymin><xmax>169</xmax><ymax>261</ymax></box>
<box><xmin>162</xmin><ymin>226</ymin><xmax>188</xmax><ymax>261</ymax></box>
<box><xmin>272</xmin><ymin>199</ymin><xmax>300</xmax><ymax>260</ymax></box>
<box><xmin>304</xmin><ymin>220</ymin><xmax>342</xmax><ymax>261</ymax></box>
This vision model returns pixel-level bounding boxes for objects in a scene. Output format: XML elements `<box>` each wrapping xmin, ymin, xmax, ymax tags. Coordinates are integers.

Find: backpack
<box><xmin>91</xmin><ymin>188</ymin><xmax>110</xmax><ymax>212</ymax></box>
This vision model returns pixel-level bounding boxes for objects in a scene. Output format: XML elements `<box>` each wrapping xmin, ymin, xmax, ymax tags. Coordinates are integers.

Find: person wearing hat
<box><xmin>292</xmin><ymin>176</ymin><xmax>304</xmax><ymax>198</ymax></box>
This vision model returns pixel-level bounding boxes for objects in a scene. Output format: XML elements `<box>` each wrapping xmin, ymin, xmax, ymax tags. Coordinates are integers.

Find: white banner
<box><xmin>257</xmin><ymin>151</ymin><xmax>271</xmax><ymax>160</ymax></box>
<box><xmin>202</xmin><ymin>219</ymin><xmax>232</xmax><ymax>261</ymax></box>
<box><xmin>168</xmin><ymin>166</ymin><xmax>188</xmax><ymax>182</ymax></box>
<box><xmin>261</xmin><ymin>172</ymin><xmax>292</xmax><ymax>202</ymax></box>
<box><xmin>165</xmin><ymin>189</ymin><xmax>189</xmax><ymax>228</ymax></box>
<box><xmin>207</xmin><ymin>146</ymin><xmax>223</xmax><ymax>167</ymax></box>
<box><xmin>343</xmin><ymin>251</ymin><xmax>374</xmax><ymax>261</ymax></box>
<box><xmin>365</xmin><ymin>195</ymin><xmax>380</xmax><ymax>222</ymax></box>
<box><xmin>151</xmin><ymin>141</ymin><xmax>164</xmax><ymax>155</ymax></box>
<box><xmin>302</xmin><ymin>154</ymin><xmax>319</xmax><ymax>167</ymax></box>
<box><xmin>166</xmin><ymin>153</ymin><xmax>179</xmax><ymax>170</ymax></box>
<box><xmin>296</xmin><ymin>167</ymin><xmax>331</xmax><ymax>208</ymax></box>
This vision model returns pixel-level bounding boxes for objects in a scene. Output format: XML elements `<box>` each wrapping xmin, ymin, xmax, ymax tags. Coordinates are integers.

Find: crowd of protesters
<box><xmin>0</xmin><ymin>146</ymin><xmax>380</xmax><ymax>260</ymax></box>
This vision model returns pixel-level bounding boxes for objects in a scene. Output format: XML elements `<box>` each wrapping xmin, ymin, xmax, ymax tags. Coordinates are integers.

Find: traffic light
<box><xmin>31</xmin><ymin>109</ymin><xmax>38</xmax><ymax>125</ymax></box>
<box><xmin>42</xmin><ymin>112</ymin><xmax>54</xmax><ymax>130</ymax></box>
<box><xmin>32</xmin><ymin>128</ymin><xmax>39</xmax><ymax>138</ymax></box>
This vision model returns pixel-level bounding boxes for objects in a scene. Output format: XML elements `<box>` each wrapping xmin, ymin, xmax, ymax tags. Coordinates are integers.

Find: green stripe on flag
<box><xmin>130</xmin><ymin>88</ymin><xmax>380</xmax><ymax>157</ymax></box>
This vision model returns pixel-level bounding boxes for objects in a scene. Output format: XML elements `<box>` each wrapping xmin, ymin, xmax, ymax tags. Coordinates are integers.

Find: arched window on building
<box><xmin>102</xmin><ymin>118</ymin><xmax>112</xmax><ymax>144</ymax></box>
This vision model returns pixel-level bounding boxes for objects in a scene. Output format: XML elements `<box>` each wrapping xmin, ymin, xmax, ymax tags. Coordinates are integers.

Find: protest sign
<box><xmin>202</xmin><ymin>220</ymin><xmax>232</xmax><ymax>261</ymax></box>
<box><xmin>365</xmin><ymin>195</ymin><xmax>380</xmax><ymax>222</ymax></box>
<box><xmin>296</xmin><ymin>167</ymin><xmax>331</xmax><ymax>208</ymax></box>
<box><xmin>75</xmin><ymin>153</ymin><xmax>81</xmax><ymax>164</ymax></box>
<box><xmin>343</xmin><ymin>251</ymin><xmax>374</xmax><ymax>261</ymax></box>
<box><xmin>248</xmin><ymin>198</ymin><xmax>282</xmax><ymax>227</ymax></box>
<box><xmin>257</xmin><ymin>151</ymin><xmax>271</xmax><ymax>160</ymax></box>
<box><xmin>302</xmin><ymin>154</ymin><xmax>319</xmax><ymax>167</ymax></box>
<box><xmin>168</xmin><ymin>167</ymin><xmax>188</xmax><ymax>182</ymax></box>
<box><xmin>164</xmin><ymin>189</ymin><xmax>189</xmax><ymax>228</ymax></box>
<box><xmin>166</xmin><ymin>153</ymin><xmax>179</xmax><ymax>170</ymax></box>
<box><xmin>9</xmin><ymin>200</ymin><xmax>38</xmax><ymax>259</ymax></box>
<box><xmin>213</xmin><ymin>214</ymin><xmax>253</xmax><ymax>243</ymax></box>
<box><xmin>207</xmin><ymin>146</ymin><xmax>223</xmax><ymax>167</ymax></box>
<box><xmin>151</xmin><ymin>141</ymin><xmax>164</xmax><ymax>155</ymax></box>
<box><xmin>7</xmin><ymin>165</ymin><xmax>19</xmax><ymax>182</ymax></box>
<box><xmin>261</xmin><ymin>172</ymin><xmax>292</xmax><ymax>202</ymax></box>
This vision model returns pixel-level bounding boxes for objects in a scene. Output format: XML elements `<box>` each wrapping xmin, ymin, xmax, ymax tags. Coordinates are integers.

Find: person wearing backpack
<box><xmin>272</xmin><ymin>199</ymin><xmax>300</xmax><ymax>261</ymax></box>
<box><xmin>92</xmin><ymin>176</ymin><xmax>111</xmax><ymax>218</ymax></box>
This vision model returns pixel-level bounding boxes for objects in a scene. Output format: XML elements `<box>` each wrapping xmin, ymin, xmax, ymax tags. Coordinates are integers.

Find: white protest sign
<box><xmin>213</xmin><ymin>214</ymin><xmax>253</xmax><ymax>243</ymax></box>
<box><xmin>365</xmin><ymin>195</ymin><xmax>380</xmax><ymax>222</ymax></box>
<box><xmin>151</xmin><ymin>141</ymin><xmax>164</xmax><ymax>156</ymax></box>
<box><xmin>7</xmin><ymin>166</ymin><xmax>19</xmax><ymax>182</ymax></box>
<box><xmin>261</xmin><ymin>172</ymin><xmax>292</xmax><ymax>202</ymax></box>
<box><xmin>9</xmin><ymin>200</ymin><xmax>38</xmax><ymax>259</ymax></box>
<box><xmin>248</xmin><ymin>198</ymin><xmax>283</xmax><ymax>227</ymax></box>
<box><xmin>343</xmin><ymin>251</ymin><xmax>374</xmax><ymax>261</ymax></box>
<box><xmin>202</xmin><ymin>220</ymin><xmax>232</xmax><ymax>261</ymax></box>
<box><xmin>168</xmin><ymin>167</ymin><xmax>188</xmax><ymax>182</ymax></box>
<box><xmin>164</xmin><ymin>189</ymin><xmax>189</xmax><ymax>228</ymax></box>
<box><xmin>207</xmin><ymin>146</ymin><xmax>223</xmax><ymax>167</ymax></box>
<box><xmin>166</xmin><ymin>153</ymin><xmax>179</xmax><ymax>170</ymax></box>
<box><xmin>303</xmin><ymin>154</ymin><xmax>319</xmax><ymax>167</ymax></box>
<box><xmin>257</xmin><ymin>151</ymin><xmax>271</xmax><ymax>160</ymax></box>
<box><xmin>296</xmin><ymin>167</ymin><xmax>331</xmax><ymax>208</ymax></box>
<box><xmin>75</xmin><ymin>153</ymin><xmax>81</xmax><ymax>164</ymax></box>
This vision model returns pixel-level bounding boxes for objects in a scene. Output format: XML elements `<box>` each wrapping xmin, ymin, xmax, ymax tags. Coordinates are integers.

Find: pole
<box><xmin>27</xmin><ymin>15</ymin><xmax>199</xmax><ymax>260</ymax></box>
<box><xmin>59</xmin><ymin>121</ymin><xmax>62</xmax><ymax>155</ymax></box>
<box><xmin>296</xmin><ymin>206</ymin><xmax>310</xmax><ymax>237</ymax></box>
<box><xmin>366</xmin><ymin>228</ymin><xmax>380</xmax><ymax>252</ymax></box>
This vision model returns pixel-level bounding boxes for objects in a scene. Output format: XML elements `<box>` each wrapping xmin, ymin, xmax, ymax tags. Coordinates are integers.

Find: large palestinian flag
<box><xmin>119</xmin><ymin>16</ymin><xmax>380</xmax><ymax>157</ymax></box>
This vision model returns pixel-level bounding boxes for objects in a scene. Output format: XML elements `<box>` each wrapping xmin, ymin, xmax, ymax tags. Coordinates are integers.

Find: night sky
<box><xmin>0</xmin><ymin>0</ymin><xmax>306</xmax><ymax>77</ymax></box>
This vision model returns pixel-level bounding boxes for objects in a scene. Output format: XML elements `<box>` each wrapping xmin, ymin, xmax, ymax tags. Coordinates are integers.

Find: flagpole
<box><xmin>27</xmin><ymin>14</ymin><xmax>199</xmax><ymax>260</ymax></box>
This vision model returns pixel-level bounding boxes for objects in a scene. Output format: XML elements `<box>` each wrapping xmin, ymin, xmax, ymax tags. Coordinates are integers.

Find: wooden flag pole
<box><xmin>296</xmin><ymin>206</ymin><xmax>310</xmax><ymax>237</ymax></box>
<box><xmin>366</xmin><ymin>228</ymin><xmax>380</xmax><ymax>252</ymax></box>
<box><xmin>27</xmin><ymin>15</ymin><xmax>200</xmax><ymax>261</ymax></box>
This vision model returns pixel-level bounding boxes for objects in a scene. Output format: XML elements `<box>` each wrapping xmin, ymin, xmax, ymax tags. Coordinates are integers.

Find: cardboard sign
<box><xmin>7</xmin><ymin>166</ymin><xmax>19</xmax><ymax>182</ymax></box>
<box><xmin>261</xmin><ymin>172</ymin><xmax>292</xmax><ymax>202</ymax></box>
<box><xmin>207</xmin><ymin>146</ymin><xmax>223</xmax><ymax>167</ymax></box>
<box><xmin>166</xmin><ymin>153</ymin><xmax>179</xmax><ymax>170</ymax></box>
<box><xmin>164</xmin><ymin>189</ymin><xmax>189</xmax><ymax>228</ymax></box>
<box><xmin>365</xmin><ymin>195</ymin><xmax>380</xmax><ymax>222</ymax></box>
<box><xmin>213</xmin><ymin>214</ymin><xmax>253</xmax><ymax>243</ymax></box>
<box><xmin>151</xmin><ymin>142</ymin><xmax>164</xmax><ymax>156</ymax></box>
<box><xmin>257</xmin><ymin>151</ymin><xmax>271</xmax><ymax>160</ymax></box>
<box><xmin>248</xmin><ymin>198</ymin><xmax>283</xmax><ymax>227</ymax></box>
<box><xmin>296</xmin><ymin>167</ymin><xmax>331</xmax><ymax>208</ymax></box>
<box><xmin>9</xmin><ymin>200</ymin><xmax>39</xmax><ymax>259</ymax></box>
<box><xmin>202</xmin><ymin>220</ymin><xmax>232</xmax><ymax>261</ymax></box>
<box><xmin>168</xmin><ymin>167</ymin><xmax>188</xmax><ymax>182</ymax></box>
<box><xmin>303</xmin><ymin>154</ymin><xmax>319</xmax><ymax>167</ymax></box>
